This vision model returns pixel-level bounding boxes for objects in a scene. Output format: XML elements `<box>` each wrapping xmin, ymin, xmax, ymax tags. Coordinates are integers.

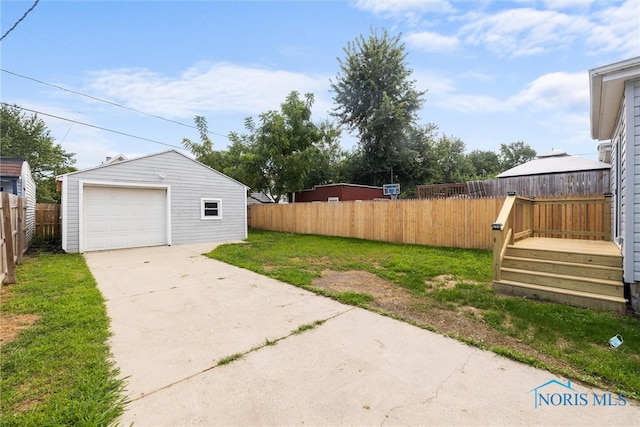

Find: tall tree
<box><xmin>0</xmin><ymin>104</ymin><xmax>76</xmax><ymax>203</ymax></box>
<box><xmin>499</xmin><ymin>141</ymin><xmax>536</xmax><ymax>171</ymax></box>
<box><xmin>240</xmin><ymin>92</ymin><xmax>333</xmax><ymax>202</ymax></box>
<box><xmin>393</xmin><ymin>123</ymin><xmax>439</xmax><ymax>196</ymax></box>
<box><xmin>432</xmin><ymin>134</ymin><xmax>474</xmax><ymax>184</ymax></box>
<box><xmin>302</xmin><ymin>119</ymin><xmax>347</xmax><ymax>189</ymax></box>
<box><xmin>331</xmin><ymin>28</ymin><xmax>426</xmax><ymax>185</ymax></box>
<box><xmin>184</xmin><ymin>92</ymin><xmax>339</xmax><ymax>203</ymax></box>
<box><xmin>467</xmin><ymin>149</ymin><xmax>502</xmax><ymax>179</ymax></box>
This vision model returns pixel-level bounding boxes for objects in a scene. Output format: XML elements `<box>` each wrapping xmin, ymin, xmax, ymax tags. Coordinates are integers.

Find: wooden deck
<box><xmin>511</xmin><ymin>237</ymin><xmax>621</xmax><ymax>257</ymax></box>
<box><xmin>494</xmin><ymin>237</ymin><xmax>626</xmax><ymax>313</ymax></box>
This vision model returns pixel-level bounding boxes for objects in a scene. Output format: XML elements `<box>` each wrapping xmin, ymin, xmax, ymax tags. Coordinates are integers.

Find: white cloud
<box><xmin>459</xmin><ymin>8</ymin><xmax>591</xmax><ymax>57</ymax></box>
<box><xmin>87</xmin><ymin>62</ymin><xmax>332</xmax><ymax>120</ymax></box>
<box><xmin>352</xmin><ymin>0</ymin><xmax>454</xmax><ymax>16</ymax></box>
<box><xmin>412</xmin><ymin>69</ymin><xmax>508</xmax><ymax>113</ymax></box>
<box><xmin>417</xmin><ymin>69</ymin><xmax>587</xmax><ymax>117</ymax></box>
<box><xmin>510</xmin><ymin>71</ymin><xmax>588</xmax><ymax>111</ymax></box>
<box><xmin>586</xmin><ymin>0</ymin><xmax>640</xmax><ymax>57</ymax></box>
<box><xmin>405</xmin><ymin>31</ymin><xmax>460</xmax><ymax>52</ymax></box>
<box><xmin>366</xmin><ymin>1</ymin><xmax>637</xmax><ymax>59</ymax></box>
<box><xmin>542</xmin><ymin>0</ymin><xmax>595</xmax><ymax>11</ymax></box>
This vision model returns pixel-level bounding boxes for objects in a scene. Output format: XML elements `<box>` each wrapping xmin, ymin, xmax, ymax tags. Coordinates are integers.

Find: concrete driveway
<box><xmin>85</xmin><ymin>243</ymin><xmax>639</xmax><ymax>426</ymax></box>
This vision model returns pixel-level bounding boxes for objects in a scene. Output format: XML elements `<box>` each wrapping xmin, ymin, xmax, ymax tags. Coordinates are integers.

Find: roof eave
<box><xmin>589</xmin><ymin>57</ymin><xmax>640</xmax><ymax>141</ymax></box>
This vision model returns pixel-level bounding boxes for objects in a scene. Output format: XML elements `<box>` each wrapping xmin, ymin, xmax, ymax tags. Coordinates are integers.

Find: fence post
<box><xmin>16</xmin><ymin>196</ymin><xmax>25</xmax><ymax>264</ymax></box>
<box><xmin>604</xmin><ymin>193</ymin><xmax>612</xmax><ymax>241</ymax></box>
<box><xmin>2</xmin><ymin>193</ymin><xmax>16</xmax><ymax>284</ymax></box>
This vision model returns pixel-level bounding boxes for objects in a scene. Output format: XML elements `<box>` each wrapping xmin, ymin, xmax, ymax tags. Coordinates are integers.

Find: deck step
<box><xmin>494</xmin><ymin>280</ymin><xmax>627</xmax><ymax>314</ymax></box>
<box><xmin>500</xmin><ymin>267</ymin><xmax>623</xmax><ymax>297</ymax></box>
<box><xmin>502</xmin><ymin>256</ymin><xmax>622</xmax><ymax>281</ymax></box>
<box><xmin>505</xmin><ymin>246</ymin><xmax>622</xmax><ymax>267</ymax></box>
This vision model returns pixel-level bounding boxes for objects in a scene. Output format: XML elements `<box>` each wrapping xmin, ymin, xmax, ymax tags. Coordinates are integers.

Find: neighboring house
<box><xmin>56</xmin><ymin>150</ymin><xmax>247</xmax><ymax>253</ymax></box>
<box><xmin>247</xmin><ymin>192</ymin><xmax>275</xmax><ymax>205</ymax></box>
<box><xmin>589</xmin><ymin>56</ymin><xmax>640</xmax><ymax>312</ymax></box>
<box><xmin>492</xmin><ymin>149</ymin><xmax>611</xmax><ymax>198</ymax></box>
<box><xmin>0</xmin><ymin>157</ymin><xmax>36</xmax><ymax>243</ymax></box>
<box><xmin>289</xmin><ymin>183</ymin><xmax>389</xmax><ymax>203</ymax></box>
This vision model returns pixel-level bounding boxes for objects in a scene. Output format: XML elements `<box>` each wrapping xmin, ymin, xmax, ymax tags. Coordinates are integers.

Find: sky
<box><xmin>1</xmin><ymin>0</ymin><xmax>639</xmax><ymax>170</ymax></box>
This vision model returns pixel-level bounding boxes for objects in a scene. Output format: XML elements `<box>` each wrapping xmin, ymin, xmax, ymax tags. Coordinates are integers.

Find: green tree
<box><xmin>182</xmin><ymin>116</ymin><xmax>239</xmax><ymax>179</ymax></box>
<box><xmin>302</xmin><ymin>120</ymin><xmax>347</xmax><ymax>189</ymax></box>
<box><xmin>331</xmin><ymin>28</ymin><xmax>426</xmax><ymax>185</ymax></box>
<box><xmin>239</xmin><ymin>92</ymin><xmax>337</xmax><ymax>202</ymax></box>
<box><xmin>184</xmin><ymin>92</ymin><xmax>339</xmax><ymax>203</ymax></box>
<box><xmin>499</xmin><ymin>141</ymin><xmax>536</xmax><ymax>171</ymax></box>
<box><xmin>467</xmin><ymin>149</ymin><xmax>501</xmax><ymax>179</ymax></box>
<box><xmin>0</xmin><ymin>104</ymin><xmax>76</xmax><ymax>203</ymax></box>
<box><xmin>393</xmin><ymin>123</ymin><xmax>439</xmax><ymax>196</ymax></box>
<box><xmin>432</xmin><ymin>134</ymin><xmax>474</xmax><ymax>183</ymax></box>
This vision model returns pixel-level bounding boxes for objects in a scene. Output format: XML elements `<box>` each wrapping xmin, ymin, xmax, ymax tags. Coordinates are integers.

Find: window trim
<box><xmin>201</xmin><ymin>198</ymin><xmax>222</xmax><ymax>220</ymax></box>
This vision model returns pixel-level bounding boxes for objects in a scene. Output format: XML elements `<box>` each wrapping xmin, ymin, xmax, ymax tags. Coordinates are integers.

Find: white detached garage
<box><xmin>57</xmin><ymin>150</ymin><xmax>247</xmax><ymax>253</ymax></box>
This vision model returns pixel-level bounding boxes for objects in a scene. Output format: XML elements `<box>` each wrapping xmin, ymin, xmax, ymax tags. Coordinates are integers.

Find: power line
<box><xmin>0</xmin><ymin>0</ymin><xmax>40</xmax><ymax>42</ymax></box>
<box><xmin>2</xmin><ymin>102</ymin><xmax>186</xmax><ymax>151</ymax></box>
<box><xmin>0</xmin><ymin>68</ymin><xmax>230</xmax><ymax>140</ymax></box>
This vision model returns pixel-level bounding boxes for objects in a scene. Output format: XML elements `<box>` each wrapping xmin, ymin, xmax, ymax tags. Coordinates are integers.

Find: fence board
<box><xmin>250</xmin><ymin>198</ymin><xmax>505</xmax><ymax>250</ymax></box>
<box><xmin>35</xmin><ymin>204</ymin><xmax>61</xmax><ymax>239</ymax></box>
<box><xmin>1</xmin><ymin>192</ymin><xmax>27</xmax><ymax>284</ymax></box>
<box><xmin>250</xmin><ymin>196</ymin><xmax>609</xmax><ymax>250</ymax></box>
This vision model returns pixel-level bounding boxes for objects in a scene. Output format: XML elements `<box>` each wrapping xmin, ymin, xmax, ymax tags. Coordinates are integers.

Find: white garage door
<box><xmin>83</xmin><ymin>186</ymin><xmax>168</xmax><ymax>251</ymax></box>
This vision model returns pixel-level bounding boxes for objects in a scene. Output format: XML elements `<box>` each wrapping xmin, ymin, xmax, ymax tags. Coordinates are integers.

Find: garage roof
<box><xmin>496</xmin><ymin>150</ymin><xmax>610</xmax><ymax>178</ymax></box>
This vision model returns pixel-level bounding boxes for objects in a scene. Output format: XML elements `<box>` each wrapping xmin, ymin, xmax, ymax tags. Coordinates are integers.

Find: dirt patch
<box><xmin>1</xmin><ymin>313</ymin><xmax>40</xmax><ymax>344</ymax></box>
<box><xmin>312</xmin><ymin>270</ymin><xmax>575</xmax><ymax>374</ymax></box>
<box><xmin>0</xmin><ymin>284</ymin><xmax>40</xmax><ymax>345</ymax></box>
<box><xmin>425</xmin><ymin>274</ymin><xmax>457</xmax><ymax>290</ymax></box>
<box><xmin>313</xmin><ymin>270</ymin><xmax>410</xmax><ymax>303</ymax></box>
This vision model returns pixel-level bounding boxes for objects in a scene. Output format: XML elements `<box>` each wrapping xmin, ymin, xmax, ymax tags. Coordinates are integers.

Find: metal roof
<box><xmin>496</xmin><ymin>150</ymin><xmax>610</xmax><ymax>178</ymax></box>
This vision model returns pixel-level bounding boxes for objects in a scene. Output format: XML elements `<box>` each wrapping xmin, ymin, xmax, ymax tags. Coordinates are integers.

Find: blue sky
<box><xmin>2</xmin><ymin>0</ymin><xmax>639</xmax><ymax>170</ymax></box>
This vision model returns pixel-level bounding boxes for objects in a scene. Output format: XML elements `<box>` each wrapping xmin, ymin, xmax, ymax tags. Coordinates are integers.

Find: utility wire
<box><xmin>0</xmin><ymin>68</ymin><xmax>230</xmax><ymax>140</ymax></box>
<box><xmin>0</xmin><ymin>0</ymin><xmax>40</xmax><ymax>42</ymax></box>
<box><xmin>2</xmin><ymin>102</ymin><xmax>186</xmax><ymax>151</ymax></box>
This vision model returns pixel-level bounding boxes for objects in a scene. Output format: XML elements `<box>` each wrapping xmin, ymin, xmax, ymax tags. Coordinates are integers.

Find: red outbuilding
<box><xmin>288</xmin><ymin>183</ymin><xmax>390</xmax><ymax>203</ymax></box>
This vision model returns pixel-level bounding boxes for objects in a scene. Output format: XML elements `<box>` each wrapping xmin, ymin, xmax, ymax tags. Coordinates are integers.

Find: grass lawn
<box><xmin>0</xmin><ymin>253</ymin><xmax>125</xmax><ymax>426</ymax></box>
<box><xmin>209</xmin><ymin>229</ymin><xmax>640</xmax><ymax>401</ymax></box>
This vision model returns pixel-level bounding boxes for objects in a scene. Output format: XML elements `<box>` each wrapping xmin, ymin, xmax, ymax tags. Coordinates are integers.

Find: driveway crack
<box><xmin>128</xmin><ymin>307</ymin><xmax>356</xmax><ymax>403</ymax></box>
<box><xmin>380</xmin><ymin>347</ymin><xmax>478</xmax><ymax>426</ymax></box>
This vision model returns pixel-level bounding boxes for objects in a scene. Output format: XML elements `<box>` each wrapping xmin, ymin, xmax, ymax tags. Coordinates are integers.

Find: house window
<box><xmin>201</xmin><ymin>198</ymin><xmax>222</xmax><ymax>219</ymax></box>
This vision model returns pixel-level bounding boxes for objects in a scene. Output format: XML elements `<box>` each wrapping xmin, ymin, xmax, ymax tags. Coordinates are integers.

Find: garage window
<box><xmin>201</xmin><ymin>198</ymin><xmax>222</xmax><ymax>219</ymax></box>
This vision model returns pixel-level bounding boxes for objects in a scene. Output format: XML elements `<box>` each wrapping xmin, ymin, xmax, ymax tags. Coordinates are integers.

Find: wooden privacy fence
<box><xmin>250</xmin><ymin>198</ymin><xmax>505</xmax><ymax>250</ymax></box>
<box><xmin>35</xmin><ymin>204</ymin><xmax>61</xmax><ymax>239</ymax></box>
<box><xmin>532</xmin><ymin>197</ymin><xmax>611</xmax><ymax>240</ymax></box>
<box><xmin>250</xmin><ymin>196</ymin><xmax>611</xmax><ymax>250</ymax></box>
<box><xmin>483</xmin><ymin>170</ymin><xmax>609</xmax><ymax>198</ymax></box>
<box><xmin>1</xmin><ymin>192</ymin><xmax>26</xmax><ymax>284</ymax></box>
<box><xmin>418</xmin><ymin>170</ymin><xmax>610</xmax><ymax>200</ymax></box>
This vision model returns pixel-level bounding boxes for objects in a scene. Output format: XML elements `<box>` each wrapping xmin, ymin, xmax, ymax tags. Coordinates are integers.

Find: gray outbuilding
<box><xmin>57</xmin><ymin>150</ymin><xmax>247</xmax><ymax>253</ymax></box>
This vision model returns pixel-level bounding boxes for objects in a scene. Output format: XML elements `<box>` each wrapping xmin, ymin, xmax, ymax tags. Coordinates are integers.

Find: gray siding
<box><xmin>61</xmin><ymin>150</ymin><xmax>247</xmax><ymax>253</ymax></box>
<box><xmin>22</xmin><ymin>162</ymin><xmax>36</xmax><ymax>244</ymax></box>
<box><xmin>632</xmin><ymin>79</ymin><xmax>640</xmax><ymax>282</ymax></box>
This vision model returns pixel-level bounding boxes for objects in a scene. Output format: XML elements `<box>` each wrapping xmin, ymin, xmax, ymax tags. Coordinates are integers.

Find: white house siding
<box><xmin>22</xmin><ymin>162</ymin><xmax>36</xmax><ymax>244</ymax></box>
<box><xmin>631</xmin><ymin>79</ymin><xmax>640</xmax><ymax>283</ymax></box>
<box><xmin>60</xmin><ymin>150</ymin><xmax>247</xmax><ymax>253</ymax></box>
<box><xmin>610</xmin><ymin>92</ymin><xmax>627</xmax><ymax>272</ymax></box>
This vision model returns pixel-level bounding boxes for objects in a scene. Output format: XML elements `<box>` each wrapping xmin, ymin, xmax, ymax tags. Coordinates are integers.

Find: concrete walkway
<box><xmin>84</xmin><ymin>243</ymin><xmax>639</xmax><ymax>426</ymax></box>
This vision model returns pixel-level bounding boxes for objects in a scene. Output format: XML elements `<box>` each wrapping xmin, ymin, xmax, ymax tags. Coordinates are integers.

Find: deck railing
<box><xmin>492</xmin><ymin>194</ymin><xmax>612</xmax><ymax>282</ymax></box>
